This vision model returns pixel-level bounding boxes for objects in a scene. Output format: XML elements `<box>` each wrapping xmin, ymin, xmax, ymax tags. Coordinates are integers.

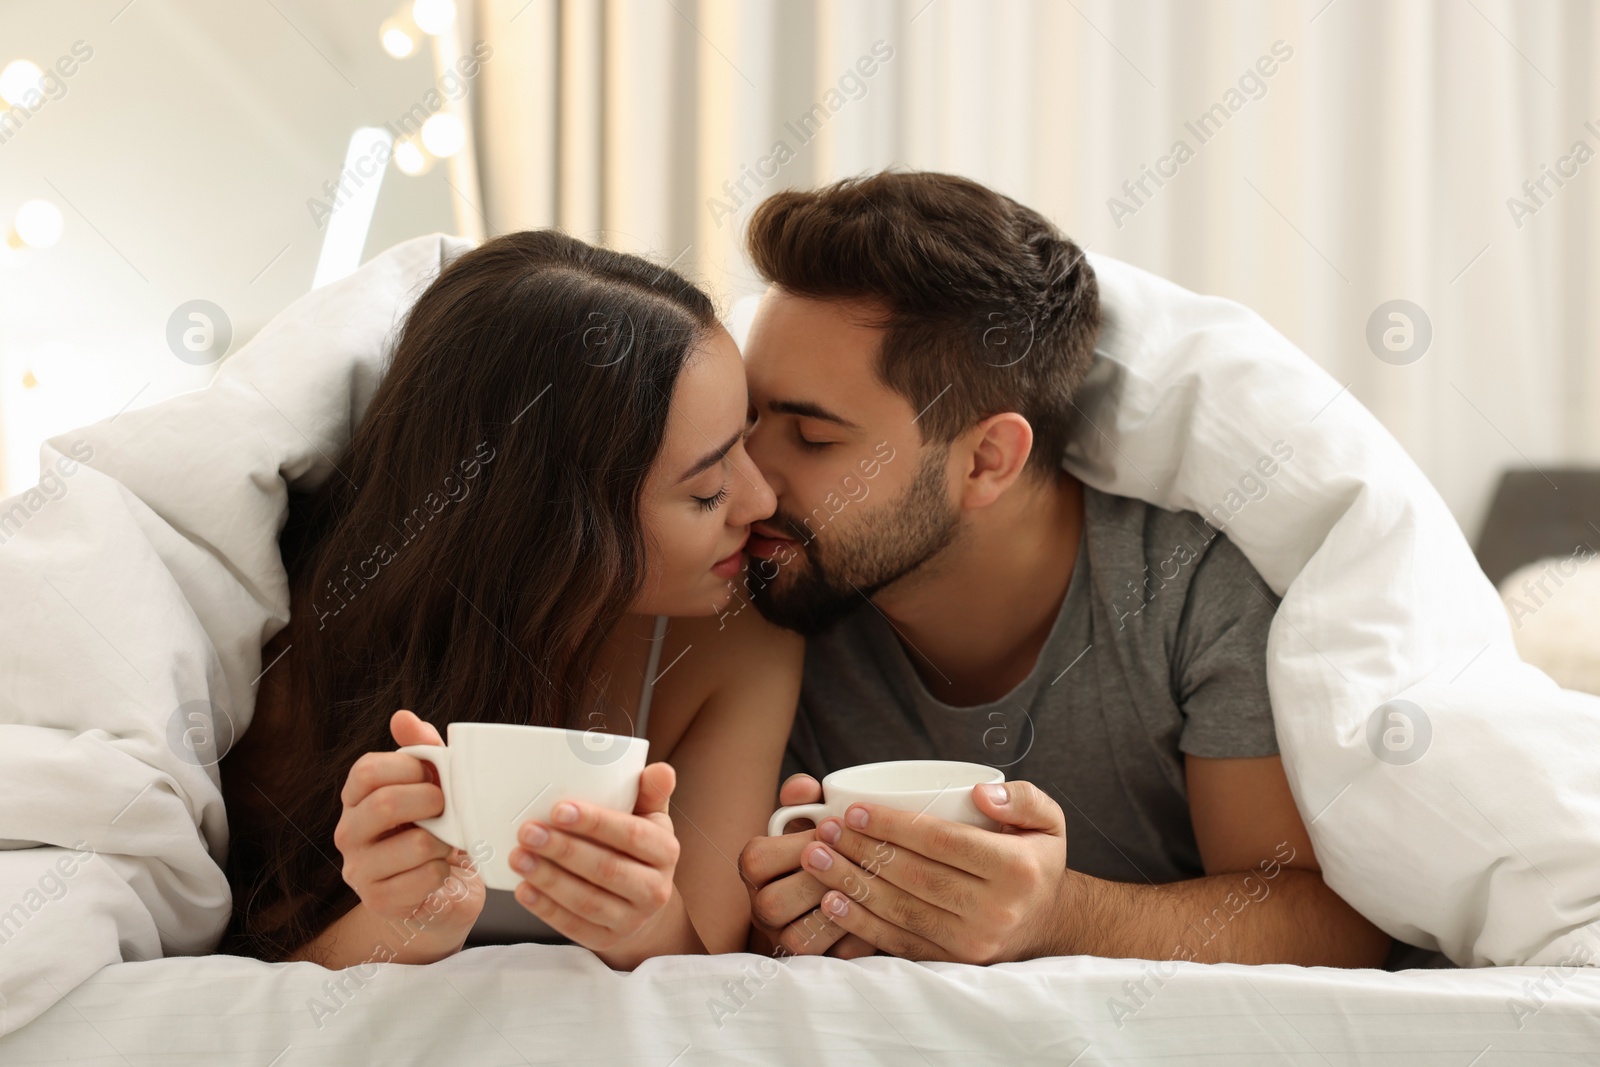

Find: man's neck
<box><xmin>875</xmin><ymin>471</ymin><xmax>1085</xmax><ymax>707</ymax></box>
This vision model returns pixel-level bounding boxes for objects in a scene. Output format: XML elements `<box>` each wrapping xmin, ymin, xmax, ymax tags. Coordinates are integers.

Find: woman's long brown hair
<box><xmin>218</xmin><ymin>230</ymin><xmax>716</xmax><ymax>961</ymax></box>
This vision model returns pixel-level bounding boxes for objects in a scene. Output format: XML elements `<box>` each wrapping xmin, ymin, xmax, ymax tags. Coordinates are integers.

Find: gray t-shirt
<box><xmin>783</xmin><ymin>485</ymin><xmax>1281</xmax><ymax>885</ymax></box>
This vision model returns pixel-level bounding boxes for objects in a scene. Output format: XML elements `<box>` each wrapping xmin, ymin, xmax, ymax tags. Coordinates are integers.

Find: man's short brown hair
<box><xmin>745</xmin><ymin>170</ymin><xmax>1099</xmax><ymax>476</ymax></box>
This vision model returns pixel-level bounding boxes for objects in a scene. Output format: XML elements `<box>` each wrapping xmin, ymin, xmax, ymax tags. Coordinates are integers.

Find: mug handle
<box><xmin>768</xmin><ymin>803</ymin><xmax>829</xmax><ymax>837</ymax></box>
<box><xmin>397</xmin><ymin>744</ymin><xmax>466</xmax><ymax>851</ymax></box>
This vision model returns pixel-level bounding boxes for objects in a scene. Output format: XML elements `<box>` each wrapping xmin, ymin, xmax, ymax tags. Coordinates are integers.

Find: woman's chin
<box><xmin>704</xmin><ymin>579</ymin><xmax>743</xmax><ymax>616</ymax></box>
<box><xmin>633</xmin><ymin>576</ymin><xmax>745</xmax><ymax>618</ymax></box>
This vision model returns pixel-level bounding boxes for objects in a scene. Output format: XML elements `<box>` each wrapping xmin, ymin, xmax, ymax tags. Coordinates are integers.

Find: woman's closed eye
<box><xmin>694</xmin><ymin>485</ymin><xmax>730</xmax><ymax>511</ymax></box>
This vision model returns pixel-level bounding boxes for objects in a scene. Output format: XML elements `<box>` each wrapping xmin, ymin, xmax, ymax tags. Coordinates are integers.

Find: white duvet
<box><xmin>1</xmin><ymin>233</ymin><xmax>1597</xmax><ymax>1038</ymax></box>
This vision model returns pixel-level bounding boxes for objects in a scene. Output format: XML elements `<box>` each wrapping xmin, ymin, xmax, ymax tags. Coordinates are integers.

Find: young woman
<box><xmin>218</xmin><ymin>231</ymin><xmax>801</xmax><ymax>971</ymax></box>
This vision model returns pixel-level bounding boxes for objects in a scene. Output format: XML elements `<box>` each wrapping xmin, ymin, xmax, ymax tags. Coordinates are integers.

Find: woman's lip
<box><xmin>713</xmin><ymin>531</ymin><xmax>751</xmax><ymax>572</ymax></box>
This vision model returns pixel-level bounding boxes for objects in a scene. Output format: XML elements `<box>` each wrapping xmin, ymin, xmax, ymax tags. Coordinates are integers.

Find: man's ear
<box><xmin>959</xmin><ymin>412</ymin><xmax>1033</xmax><ymax>509</ymax></box>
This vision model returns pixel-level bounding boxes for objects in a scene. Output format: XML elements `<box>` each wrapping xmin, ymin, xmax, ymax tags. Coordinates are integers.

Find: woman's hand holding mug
<box><xmin>330</xmin><ymin>709</ymin><xmax>487</xmax><ymax>964</ymax></box>
<box><xmin>332</xmin><ymin>711</ymin><xmax>692</xmax><ymax>969</ymax></box>
<box><xmin>508</xmin><ymin>760</ymin><xmax>701</xmax><ymax>969</ymax></box>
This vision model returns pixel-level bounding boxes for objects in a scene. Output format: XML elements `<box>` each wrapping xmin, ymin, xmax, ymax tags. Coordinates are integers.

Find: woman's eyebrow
<box><xmin>677</xmin><ymin>429</ymin><xmax>745</xmax><ymax>483</ymax></box>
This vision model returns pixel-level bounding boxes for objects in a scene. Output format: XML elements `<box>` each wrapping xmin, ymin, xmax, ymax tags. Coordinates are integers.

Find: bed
<box><xmin>4</xmin><ymin>946</ymin><xmax>1600</xmax><ymax>1064</ymax></box>
<box><xmin>3</xmin><ymin>234</ymin><xmax>1599</xmax><ymax>1062</ymax></box>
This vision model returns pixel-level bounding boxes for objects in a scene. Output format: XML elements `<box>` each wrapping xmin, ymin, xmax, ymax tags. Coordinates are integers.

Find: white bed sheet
<box><xmin>3</xmin><ymin>948</ymin><xmax>1598</xmax><ymax>1065</ymax></box>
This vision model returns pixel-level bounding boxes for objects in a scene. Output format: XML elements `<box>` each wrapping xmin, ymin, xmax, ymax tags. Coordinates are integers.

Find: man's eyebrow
<box><xmin>766</xmin><ymin>399</ymin><xmax>863</xmax><ymax>431</ymax></box>
<box><xmin>678</xmin><ymin>429</ymin><xmax>745</xmax><ymax>483</ymax></box>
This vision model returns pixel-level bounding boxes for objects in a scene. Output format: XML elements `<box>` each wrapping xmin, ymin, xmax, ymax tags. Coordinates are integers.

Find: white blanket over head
<box><xmin>1</xmin><ymin>233</ymin><xmax>1595</xmax><ymax>1035</ymax></box>
<box><xmin>1071</xmin><ymin>257</ymin><xmax>1600</xmax><ymax>970</ymax></box>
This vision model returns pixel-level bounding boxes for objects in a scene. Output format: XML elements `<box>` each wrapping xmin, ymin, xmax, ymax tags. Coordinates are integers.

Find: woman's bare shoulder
<box><xmin>645</xmin><ymin>604</ymin><xmax>802</xmax><ymax>746</ymax></box>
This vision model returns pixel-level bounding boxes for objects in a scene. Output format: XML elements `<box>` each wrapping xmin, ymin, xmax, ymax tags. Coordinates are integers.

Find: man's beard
<box><xmin>751</xmin><ymin>448</ymin><xmax>960</xmax><ymax>636</ymax></box>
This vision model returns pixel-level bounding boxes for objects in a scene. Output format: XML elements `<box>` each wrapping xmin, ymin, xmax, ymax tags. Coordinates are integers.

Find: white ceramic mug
<box><xmin>767</xmin><ymin>759</ymin><xmax>1006</xmax><ymax>837</ymax></box>
<box><xmin>399</xmin><ymin>722</ymin><xmax>648</xmax><ymax>891</ymax></box>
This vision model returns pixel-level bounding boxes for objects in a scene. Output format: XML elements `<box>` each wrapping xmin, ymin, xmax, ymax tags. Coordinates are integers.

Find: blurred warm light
<box><xmin>0</xmin><ymin>60</ymin><xmax>44</xmax><ymax>107</ymax></box>
<box><xmin>381</xmin><ymin>0</ymin><xmax>453</xmax><ymax>61</ymax></box>
<box><xmin>20</xmin><ymin>368</ymin><xmax>38</xmax><ymax>389</ymax></box>
<box><xmin>393</xmin><ymin>137</ymin><xmax>430</xmax><ymax>175</ymax></box>
<box><xmin>10</xmin><ymin>200</ymin><xmax>64</xmax><ymax>250</ymax></box>
<box><xmin>411</xmin><ymin>0</ymin><xmax>457</xmax><ymax>36</ymax></box>
<box><xmin>420</xmin><ymin>112</ymin><xmax>464</xmax><ymax>158</ymax></box>
<box><xmin>379</xmin><ymin>18</ymin><xmax>417</xmax><ymax>59</ymax></box>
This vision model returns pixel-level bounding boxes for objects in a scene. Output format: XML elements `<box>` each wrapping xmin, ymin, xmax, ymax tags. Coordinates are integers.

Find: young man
<box><xmin>733</xmin><ymin>171</ymin><xmax>1392</xmax><ymax>968</ymax></box>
